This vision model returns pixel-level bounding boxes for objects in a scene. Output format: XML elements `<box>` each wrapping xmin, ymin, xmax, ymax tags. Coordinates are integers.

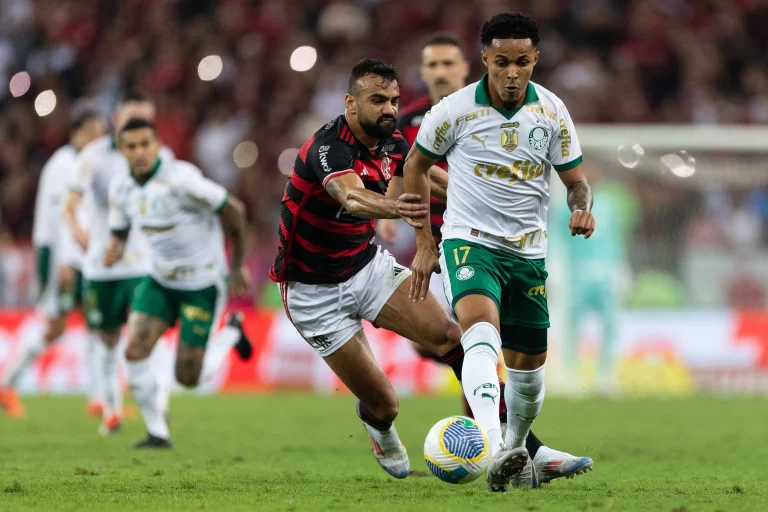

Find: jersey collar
<box><xmin>130</xmin><ymin>157</ymin><xmax>161</xmax><ymax>187</ymax></box>
<box><xmin>475</xmin><ymin>74</ymin><xmax>539</xmax><ymax>120</ymax></box>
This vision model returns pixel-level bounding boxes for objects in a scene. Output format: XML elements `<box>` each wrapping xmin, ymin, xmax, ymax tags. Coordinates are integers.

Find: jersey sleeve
<box><xmin>549</xmin><ymin>102</ymin><xmax>583</xmax><ymax>172</ymax></box>
<box><xmin>177</xmin><ymin>164</ymin><xmax>229</xmax><ymax>213</ymax></box>
<box><xmin>414</xmin><ymin>99</ymin><xmax>454</xmax><ymax>159</ymax></box>
<box><xmin>108</xmin><ymin>177</ymin><xmax>130</xmax><ymax>232</ymax></box>
<box><xmin>392</xmin><ymin>135</ymin><xmax>410</xmax><ymax>177</ymax></box>
<box><xmin>69</xmin><ymin>146</ymin><xmax>94</xmax><ymax>193</ymax></box>
<box><xmin>305</xmin><ymin>139</ymin><xmax>357</xmax><ymax>188</ymax></box>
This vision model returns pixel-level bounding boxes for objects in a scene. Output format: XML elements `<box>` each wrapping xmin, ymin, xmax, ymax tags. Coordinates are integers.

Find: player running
<box><xmin>0</xmin><ymin>102</ymin><xmax>106</xmax><ymax>418</ymax></box>
<box><xmin>386</xmin><ymin>33</ymin><xmax>592</xmax><ymax>487</ymax></box>
<box><xmin>107</xmin><ymin>118</ymin><xmax>250</xmax><ymax>448</ymax></box>
<box><xmin>404</xmin><ymin>13</ymin><xmax>595</xmax><ymax>492</ymax></box>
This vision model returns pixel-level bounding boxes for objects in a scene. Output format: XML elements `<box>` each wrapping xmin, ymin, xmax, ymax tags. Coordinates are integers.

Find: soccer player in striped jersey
<box><xmin>0</xmin><ymin>103</ymin><xmax>105</xmax><ymax>418</ymax></box>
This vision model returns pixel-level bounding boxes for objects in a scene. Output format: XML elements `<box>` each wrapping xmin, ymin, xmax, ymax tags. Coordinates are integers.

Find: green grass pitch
<box><xmin>0</xmin><ymin>394</ymin><xmax>766</xmax><ymax>511</ymax></box>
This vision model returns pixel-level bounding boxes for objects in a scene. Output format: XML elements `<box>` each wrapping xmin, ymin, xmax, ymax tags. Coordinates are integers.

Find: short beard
<box><xmin>360</xmin><ymin>116</ymin><xmax>396</xmax><ymax>139</ymax></box>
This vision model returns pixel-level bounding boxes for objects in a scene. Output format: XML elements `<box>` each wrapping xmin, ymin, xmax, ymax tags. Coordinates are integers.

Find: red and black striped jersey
<box><xmin>270</xmin><ymin>115</ymin><xmax>409</xmax><ymax>284</ymax></box>
<box><xmin>397</xmin><ymin>95</ymin><xmax>447</xmax><ymax>245</ymax></box>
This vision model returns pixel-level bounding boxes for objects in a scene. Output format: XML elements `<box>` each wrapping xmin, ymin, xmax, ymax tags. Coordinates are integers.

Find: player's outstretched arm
<box><xmin>557</xmin><ymin>164</ymin><xmax>596</xmax><ymax>239</ymax></box>
<box><xmin>403</xmin><ymin>145</ymin><xmax>440</xmax><ymax>302</ymax></box>
<box><xmin>218</xmin><ymin>196</ymin><xmax>251</xmax><ymax>296</ymax></box>
<box><xmin>325</xmin><ymin>173</ymin><xmax>428</xmax><ymax>224</ymax></box>
<box><xmin>63</xmin><ymin>190</ymin><xmax>89</xmax><ymax>251</ymax></box>
<box><xmin>377</xmin><ymin>176</ymin><xmax>405</xmax><ymax>243</ymax></box>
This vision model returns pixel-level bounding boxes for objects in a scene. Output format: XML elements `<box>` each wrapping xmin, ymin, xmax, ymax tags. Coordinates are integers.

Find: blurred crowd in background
<box><xmin>1</xmin><ymin>0</ymin><xmax>768</xmax><ymax>308</ymax></box>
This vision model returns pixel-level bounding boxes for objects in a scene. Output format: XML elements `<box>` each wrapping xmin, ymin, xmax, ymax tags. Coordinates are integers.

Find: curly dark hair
<box><xmin>347</xmin><ymin>58</ymin><xmax>399</xmax><ymax>96</ymax></box>
<box><xmin>480</xmin><ymin>12</ymin><xmax>540</xmax><ymax>48</ymax></box>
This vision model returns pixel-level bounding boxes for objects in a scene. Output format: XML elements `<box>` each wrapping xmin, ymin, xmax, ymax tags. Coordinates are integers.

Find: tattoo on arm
<box><xmin>567</xmin><ymin>181</ymin><xmax>593</xmax><ymax>212</ymax></box>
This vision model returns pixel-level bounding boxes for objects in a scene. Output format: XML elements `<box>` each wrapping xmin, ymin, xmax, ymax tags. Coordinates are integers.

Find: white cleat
<box><xmin>362</xmin><ymin>422</ymin><xmax>410</xmax><ymax>479</ymax></box>
<box><xmin>533</xmin><ymin>446</ymin><xmax>593</xmax><ymax>484</ymax></box>
<box><xmin>486</xmin><ymin>446</ymin><xmax>528</xmax><ymax>493</ymax></box>
<box><xmin>510</xmin><ymin>454</ymin><xmax>539</xmax><ymax>488</ymax></box>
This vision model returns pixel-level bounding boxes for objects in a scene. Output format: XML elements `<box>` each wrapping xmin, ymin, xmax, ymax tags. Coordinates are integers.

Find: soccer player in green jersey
<box><xmin>404</xmin><ymin>13</ymin><xmax>595</xmax><ymax>492</ymax></box>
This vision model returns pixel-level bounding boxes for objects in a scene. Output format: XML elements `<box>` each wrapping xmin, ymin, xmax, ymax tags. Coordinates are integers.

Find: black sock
<box><xmin>356</xmin><ymin>400</ymin><xmax>392</xmax><ymax>432</ymax></box>
<box><xmin>438</xmin><ymin>344</ymin><xmax>464</xmax><ymax>382</ymax></box>
<box><xmin>526</xmin><ymin>430</ymin><xmax>544</xmax><ymax>458</ymax></box>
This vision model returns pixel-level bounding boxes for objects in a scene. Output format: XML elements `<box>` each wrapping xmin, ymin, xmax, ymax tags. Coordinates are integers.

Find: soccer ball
<box><xmin>423</xmin><ymin>416</ymin><xmax>490</xmax><ymax>484</ymax></box>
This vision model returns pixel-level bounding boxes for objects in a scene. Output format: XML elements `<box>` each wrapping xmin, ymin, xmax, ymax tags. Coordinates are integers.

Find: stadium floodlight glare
<box><xmin>290</xmin><ymin>46</ymin><xmax>317</xmax><ymax>72</ymax></box>
<box><xmin>34</xmin><ymin>90</ymin><xmax>57</xmax><ymax>116</ymax></box>
<box><xmin>278</xmin><ymin>148</ymin><xmax>299</xmax><ymax>175</ymax></box>
<box><xmin>198</xmin><ymin>55</ymin><xmax>224</xmax><ymax>81</ymax></box>
<box><xmin>9</xmin><ymin>72</ymin><xmax>31</xmax><ymax>98</ymax></box>
<box><xmin>233</xmin><ymin>141</ymin><xmax>259</xmax><ymax>168</ymax></box>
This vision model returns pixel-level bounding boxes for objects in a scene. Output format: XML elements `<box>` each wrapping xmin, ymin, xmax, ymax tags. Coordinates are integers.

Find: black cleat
<box><xmin>228</xmin><ymin>312</ymin><xmax>253</xmax><ymax>361</ymax></box>
<box><xmin>134</xmin><ymin>433</ymin><xmax>172</xmax><ymax>449</ymax></box>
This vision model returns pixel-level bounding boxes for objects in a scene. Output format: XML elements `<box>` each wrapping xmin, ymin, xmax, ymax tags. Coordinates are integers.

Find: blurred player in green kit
<box><xmin>551</xmin><ymin>164</ymin><xmax>639</xmax><ymax>394</ymax></box>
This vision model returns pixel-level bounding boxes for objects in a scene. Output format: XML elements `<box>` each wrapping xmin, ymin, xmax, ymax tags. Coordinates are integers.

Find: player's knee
<box><xmin>44</xmin><ymin>319</ymin><xmax>66</xmax><ymax>343</ymax></box>
<box><xmin>174</xmin><ymin>366</ymin><xmax>200</xmax><ymax>388</ymax></box>
<box><xmin>429</xmin><ymin>318</ymin><xmax>463</xmax><ymax>354</ymax></box>
<box><xmin>125</xmin><ymin>340</ymin><xmax>149</xmax><ymax>362</ymax></box>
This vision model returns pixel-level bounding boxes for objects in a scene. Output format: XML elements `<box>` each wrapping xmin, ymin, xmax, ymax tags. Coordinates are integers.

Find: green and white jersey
<box><xmin>70</xmin><ymin>135</ymin><xmax>165</xmax><ymax>280</ymax></box>
<box><xmin>415</xmin><ymin>75</ymin><xmax>583</xmax><ymax>259</ymax></box>
<box><xmin>108</xmin><ymin>158</ymin><xmax>229</xmax><ymax>291</ymax></box>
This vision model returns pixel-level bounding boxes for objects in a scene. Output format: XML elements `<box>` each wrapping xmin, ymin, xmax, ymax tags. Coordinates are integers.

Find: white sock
<box><xmin>460</xmin><ymin>322</ymin><xmax>502</xmax><ymax>455</ymax></box>
<box><xmin>1</xmin><ymin>332</ymin><xmax>45</xmax><ymax>388</ymax></box>
<box><xmin>102</xmin><ymin>346</ymin><xmax>122</xmax><ymax>418</ymax></box>
<box><xmin>86</xmin><ymin>332</ymin><xmax>106</xmax><ymax>406</ymax></box>
<box><xmin>126</xmin><ymin>358</ymin><xmax>170</xmax><ymax>439</ymax></box>
<box><xmin>199</xmin><ymin>326</ymin><xmax>239</xmax><ymax>386</ymax></box>
<box><xmin>505</xmin><ymin>365</ymin><xmax>546</xmax><ymax>450</ymax></box>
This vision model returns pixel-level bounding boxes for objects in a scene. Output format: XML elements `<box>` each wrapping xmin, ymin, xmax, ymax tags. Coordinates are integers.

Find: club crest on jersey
<box><xmin>456</xmin><ymin>266</ymin><xmax>474</xmax><ymax>281</ymax></box>
<box><xmin>381</xmin><ymin>156</ymin><xmax>391</xmax><ymax>180</ymax></box>
<box><xmin>501</xmin><ymin>129</ymin><xmax>518</xmax><ymax>152</ymax></box>
<box><xmin>528</xmin><ymin>127</ymin><xmax>549</xmax><ymax>150</ymax></box>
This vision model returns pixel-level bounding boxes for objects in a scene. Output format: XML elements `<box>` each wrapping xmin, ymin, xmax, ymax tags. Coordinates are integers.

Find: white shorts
<box><xmin>429</xmin><ymin>271</ymin><xmax>451</xmax><ymax>314</ymax></box>
<box><xmin>279</xmin><ymin>247</ymin><xmax>411</xmax><ymax>357</ymax></box>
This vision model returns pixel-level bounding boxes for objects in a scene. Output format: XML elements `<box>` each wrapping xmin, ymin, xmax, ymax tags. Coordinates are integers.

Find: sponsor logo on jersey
<box><xmin>500</xmin><ymin>122</ymin><xmax>520</xmax><ymax>129</ymax></box>
<box><xmin>318</xmin><ymin>145</ymin><xmax>332</xmax><ymax>174</ymax></box>
<box><xmin>471</xmin><ymin>134</ymin><xmax>488</xmax><ymax>149</ymax></box>
<box><xmin>456</xmin><ymin>266</ymin><xmax>474</xmax><ymax>280</ymax></box>
<box><xmin>455</xmin><ymin>108</ymin><xmax>491</xmax><ymax>126</ymax></box>
<box><xmin>558</xmin><ymin>117</ymin><xmax>571</xmax><ymax>157</ymax></box>
<box><xmin>504</xmin><ymin>228</ymin><xmax>545</xmax><ymax>250</ymax></box>
<box><xmin>526</xmin><ymin>105</ymin><xmax>557</xmax><ymax>120</ymax></box>
<box><xmin>528</xmin><ymin>285</ymin><xmax>547</xmax><ymax>297</ymax></box>
<box><xmin>501</xmin><ymin>129</ymin><xmax>518</xmax><ymax>152</ymax></box>
<box><xmin>433</xmin><ymin>121</ymin><xmax>451</xmax><ymax>152</ymax></box>
<box><xmin>528</xmin><ymin>127</ymin><xmax>549</xmax><ymax>150</ymax></box>
<box><xmin>382</xmin><ymin>144</ymin><xmax>396</xmax><ymax>153</ymax></box>
<box><xmin>473</xmin><ymin>160</ymin><xmax>545</xmax><ymax>183</ymax></box>
<box><xmin>181</xmin><ymin>305</ymin><xmax>212</xmax><ymax>323</ymax></box>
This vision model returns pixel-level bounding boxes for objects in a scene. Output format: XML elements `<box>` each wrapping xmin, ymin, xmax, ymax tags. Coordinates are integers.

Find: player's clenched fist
<box><xmin>569</xmin><ymin>209</ymin><xmax>596</xmax><ymax>239</ymax></box>
<box><xmin>397</xmin><ymin>193</ymin><xmax>428</xmax><ymax>229</ymax></box>
<box><xmin>409</xmin><ymin>246</ymin><xmax>440</xmax><ymax>302</ymax></box>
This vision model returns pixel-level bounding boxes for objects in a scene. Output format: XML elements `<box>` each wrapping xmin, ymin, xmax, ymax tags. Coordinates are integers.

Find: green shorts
<box><xmin>37</xmin><ymin>246</ymin><xmax>84</xmax><ymax>316</ymax></box>
<box><xmin>131</xmin><ymin>277</ymin><xmax>223</xmax><ymax>349</ymax></box>
<box><xmin>85</xmin><ymin>277</ymin><xmax>143</xmax><ymax>330</ymax></box>
<box><xmin>440</xmin><ymin>238</ymin><xmax>549</xmax><ymax>353</ymax></box>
